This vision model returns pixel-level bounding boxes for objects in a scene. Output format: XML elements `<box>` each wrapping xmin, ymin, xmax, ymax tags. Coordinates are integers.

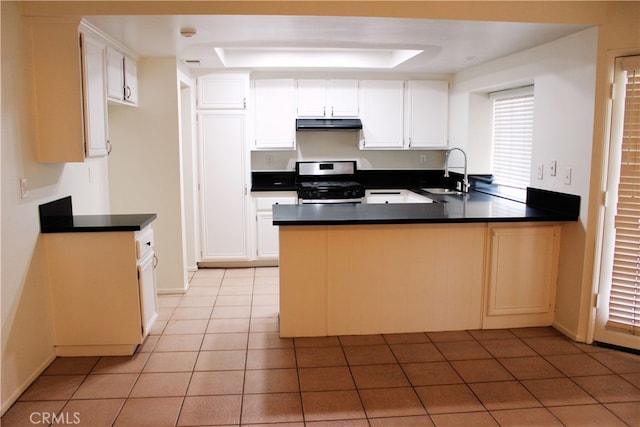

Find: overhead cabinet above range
<box><xmin>296</xmin><ymin>79</ymin><xmax>359</xmax><ymax>118</ymax></box>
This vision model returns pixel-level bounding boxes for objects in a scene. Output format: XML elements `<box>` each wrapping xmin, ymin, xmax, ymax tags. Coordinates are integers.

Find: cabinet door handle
<box><xmin>153</xmin><ymin>255</ymin><xmax>158</xmax><ymax>268</ymax></box>
<box><xmin>107</xmin><ymin>140</ymin><xmax>112</xmax><ymax>155</ymax></box>
<box><xmin>243</xmin><ymin>98</ymin><xmax>247</xmax><ymax>109</ymax></box>
<box><xmin>124</xmin><ymin>85</ymin><xmax>132</xmax><ymax>100</ymax></box>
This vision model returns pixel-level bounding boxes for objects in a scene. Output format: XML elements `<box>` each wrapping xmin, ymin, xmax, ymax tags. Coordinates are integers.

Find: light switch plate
<box><xmin>549</xmin><ymin>160</ymin><xmax>557</xmax><ymax>177</ymax></box>
<box><xmin>19</xmin><ymin>177</ymin><xmax>28</xmax><ymax>199</ymax></box>
<box><xmin>537</xmin><ymin>164</ymin><xmax>544</xmax><ymax>180</ymax></box>
<box><xmin>564</xmin><ymin>167</ymin><xmax>572</xmax><ymax>185</ymax></box>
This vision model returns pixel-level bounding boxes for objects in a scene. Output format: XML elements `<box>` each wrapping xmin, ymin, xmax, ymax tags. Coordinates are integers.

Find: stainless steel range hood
<box><xmin>296</xmin><ymin>118</ymin><xmax>363</xmax><ymax>131</ymax></box>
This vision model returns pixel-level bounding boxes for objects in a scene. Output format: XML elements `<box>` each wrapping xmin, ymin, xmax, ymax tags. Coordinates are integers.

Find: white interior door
<box><xmin>594</xmin><ymin>54</ymin><xmax>640</xmax><ymax>350</ymax></box>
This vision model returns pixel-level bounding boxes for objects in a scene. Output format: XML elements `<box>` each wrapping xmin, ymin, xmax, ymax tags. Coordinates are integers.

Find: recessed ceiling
<box><xmin>83</xmin><ymin>15</ymin><xmax>589</xmax><ymax>73</ymax></box>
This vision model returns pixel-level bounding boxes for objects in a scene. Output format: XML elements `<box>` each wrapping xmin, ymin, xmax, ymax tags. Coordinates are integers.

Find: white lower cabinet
<box><xmin>199</xmin><ymin>112</ymin><xmax>250</xmax><ymax>261</ymax></box>
<box><xmin>253</xmin><ymin>192</ymin><xmax>297</xmax><ymax>260</ymax></box>
<box><xmin>483</xmin><ymin>224</ymin><xmax>561</xmax><ymax>329</ymax></box>
<box><xmin>44</xmin><ymin>225</ymin><xmax>158</xmax><ymax>356</ymax></box>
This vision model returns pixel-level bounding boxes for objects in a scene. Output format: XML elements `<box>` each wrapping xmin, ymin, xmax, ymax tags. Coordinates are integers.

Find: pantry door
<box><xmin>594</xmin><ymin>54</ymin><xmax>640</xmax><ymax>350</ymax></box>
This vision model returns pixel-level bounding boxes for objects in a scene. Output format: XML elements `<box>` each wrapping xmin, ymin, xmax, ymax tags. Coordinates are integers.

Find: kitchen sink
<box><xmin>422</xmin><ymin>187</ymin><xmax>464</xmax><ymax>195</ymax></box>
<box><xmin>365</xmin><ymin>190</ymin><xmax>435</xmax><ymax>204</ymax></box>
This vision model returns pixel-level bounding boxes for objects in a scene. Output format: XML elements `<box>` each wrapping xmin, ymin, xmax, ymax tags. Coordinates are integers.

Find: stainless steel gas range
<box><xmin>295</xmin><ymin>161</ymin><xmax>365</xmax><ymax>204</ymax></box>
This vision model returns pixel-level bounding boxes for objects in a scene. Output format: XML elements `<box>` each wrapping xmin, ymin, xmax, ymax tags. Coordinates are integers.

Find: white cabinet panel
<box><xmin>253</xmin><ymin>79</ymin><xmax>296</xmax><ymax>150</ymax></box>
<box><xmin>106</xmin><ymin>47</ymin><xmax>124</xmax><ymax>100</ymax></box>
<box><xmin>81</xmin><ymin>33</ymin><xmax>109</xmax><ymax>158</ymax></box>
<box><xmin>253</xmin><ymin>193</ymin><xmax>297</xmax><ymax>260</ymax></box>
<box><xmin>484</xmin><ymin>224</ymin><xmax>560</xmax><ymax>328</ymax></box>
<box><xmin>297</xmin><ymin>79</ymin><xmax>359</xmax><ymax>117</ymax></box>
<box><xmin>359</xmin><ymin>80</ymin><xmax>405</xmax><ymax>149</ymax></box>
<box><xmin>405</xmin><ymin>80</ymin><xmax>448</xmax><ymax>148</ymax></box>
<box><xmin>106</xmin><ymin>46</ymin><xmax>138</xmax><ymax>105</ymax></box>
<box><xmin>199</xmin><ymin>112</ymin><xmax>249</xmax><ymax>260</ymax></box>
<box><xmin>123</xmin><ymin>55</ymin><xmax>138</xmax><ymax>104</ymax></box>
<box><xmin>197</xmin><ymin>73</ymin><xmax>248</xmax><ymax>109</ymax></box>
<box><xmin>137</xmin><ymin>251</ymin><xmax>158</xmax><ymax>337</ymax></box>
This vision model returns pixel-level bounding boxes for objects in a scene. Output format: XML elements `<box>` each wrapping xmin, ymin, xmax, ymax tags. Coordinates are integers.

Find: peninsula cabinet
<box><xmin>199</xmin><ymin>112</ymin><xmax>250</xmax><ymax>261</ymax></box>
<box><xmin>358</xmin><ymin>80</ymin><xmax>405</xmax><ymax>149</ymax></box>
<box><xmin>405</xmin><ymin>80</ymin><xmax>449</xmax><ymax>148</ymax></box>
<box><xmin>29</xmin><ymin>18</ymin><xmax>109</xmax><ymax>162</ymax></box>
<box><xmin>253</xmin><ymin>79</ymin><xmax>296</xmax><ymax>150</ymax></box>
<box><xmin>483</xmin><ymin>223</ymin><xmax>561</xmax><ymax>329</ymax></box>
<box><xmin>44</xmin><ymin>225</ymin><xmax>158</xmax><ymax>356</ymax></box>
<box><xmin>296</xmin><ymin>79</ymin><xmax>359</xmax><ymax>117</ymax></box>
<box><xmin>197</xmin><ymin>73</ymin><xmax>249</xmax><ymax>109</ymax></box>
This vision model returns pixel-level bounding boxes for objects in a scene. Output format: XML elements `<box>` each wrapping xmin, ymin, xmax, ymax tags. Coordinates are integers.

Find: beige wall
<box><xmin>1</xmin><ymin>1</ymin><xmax>112</xmax><ymax>413</ymax></box>
<box><xmin>108</xmin><ymin>58</ymin><xmax>188</xmax><ymax>293</ymax></box>
<box><xmin>2</xmin><ymin>0</ymin><xmax>639</xmax><ymax>415</ymax></box>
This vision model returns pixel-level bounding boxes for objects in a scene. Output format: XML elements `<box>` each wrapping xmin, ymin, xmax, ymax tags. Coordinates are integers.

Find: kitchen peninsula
<box><xmin>39</xmin><ymin>197</ymin><xmax>158</xmax><ymax>356</ymax></box>
<box><xmin>273</xmin><ymin>187</ymin><xmax>580</xmax><ymax>337</ymax></box>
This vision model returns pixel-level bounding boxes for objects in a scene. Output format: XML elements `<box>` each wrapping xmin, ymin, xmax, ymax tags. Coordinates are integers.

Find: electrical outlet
<box><xmin>19</xmin><ymin>177</ymin><xmax>28</xmax><ymax>199</ymax></box>
<box><xmin>564</xmin><ymin>167</ymin><xmax>572</xmax><ymax>185</ymax></box>
<box><xmin>419</xmin><ymin>154</ymin><xmax>427</xmax><ymax>165</ymax></box>
<box><xmin>537</xmin><ymin>164</ymin><xmax>544</xmax><ymax>180</ymax></box>
<box><xmin>549</xmin><ymin>160</ymin><xmax>557</xmax><ymax>177</ymax></box>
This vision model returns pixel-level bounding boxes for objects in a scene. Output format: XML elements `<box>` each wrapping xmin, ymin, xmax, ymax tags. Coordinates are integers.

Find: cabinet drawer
<box><xmin>255</xmin><ymin>196</ymin><xmax>297</xmax><ymax>210</ymax></box>
<box><xmin>136</xmin><ymin>227</ymin><xmax>154</xmax><ymax>260</ymax></box>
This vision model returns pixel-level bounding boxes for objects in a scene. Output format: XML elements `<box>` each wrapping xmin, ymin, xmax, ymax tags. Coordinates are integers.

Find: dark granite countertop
<box><xmin>272</xmin><ymin>188</ymin><xmax>579</xmax><ymax>226</ymax></box>
<box><xmin>39</xmin><ymin>196</ymin><xmax>157</xmax><ymax>233</ymax></box>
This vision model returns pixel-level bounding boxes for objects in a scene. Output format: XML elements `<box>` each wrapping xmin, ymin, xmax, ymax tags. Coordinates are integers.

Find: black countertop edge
<box><xmin>41</xmin><ymin>213</ymin><xmax>158</xmax><ymax>233</ymax></box>
<box><xmin>39</xmin><ymin>196</ymin><xmax>157</xmax><ymax>233</ymax></box>
<box><xmin>273</xmin><ymin>216</ymin><xmax>577</xmax><ymax>226</ymax></box>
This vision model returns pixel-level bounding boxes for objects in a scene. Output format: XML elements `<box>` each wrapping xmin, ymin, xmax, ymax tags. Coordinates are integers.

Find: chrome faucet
<box><xmin>444</xmin><ymin>147</ymin><xmax>470</xmax><ymax>193</ymax></box>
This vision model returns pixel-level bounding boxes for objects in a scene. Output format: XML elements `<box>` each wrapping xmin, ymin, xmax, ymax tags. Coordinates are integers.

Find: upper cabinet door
<box><xmin>328</xmin><ymin>80</ymin><xmax>359</xmax><ymax>117</ymax></box>
<box><xmin>359</xmin><ymin>80</ymin><xmax>405</xmax><ymax>149</ymax></box>
<box><xmin>405</xmin><ymin>80</ymin><xmax>448</xmax><ymax>149</ymax></box>
<box><xmin>253</xmin><ymin>79</ymin><xmax>296</xmax><ymax>150</ymax></box>
<box><xmin>106</xmin><ymin>46</ymin><xmax>138</xmax><ymax>106</ymax></box>
<box><xmin>106</xmin><ymin>47</ymin><xmax>124</xmax><ymax>101</ymax></box>
<box><xmin>197</xmin><ymin>74</ymin><xmax>249</xmax><ymax>109</ymax></box>
<box><xmin>296</xmin><ymin>80</ymin><xmax>327</xmax><ymax>117</ymax></box>
<box><xmin>123</xmin><ymin>55</ymin><xmax>138</xmax><ymax>105</ymax></box>
<box><xmin>81</xmin><ymin>33</ymin><xmax>109</xmax><ymax>158</ymax></box>
<box><xmin>296</xmin><ymin>79</ymin><xmax>359</xmax><ymax>117</ymax></box>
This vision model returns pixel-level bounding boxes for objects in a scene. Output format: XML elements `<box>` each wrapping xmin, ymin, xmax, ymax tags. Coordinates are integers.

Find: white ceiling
<box><xmin>84</xmin><ymin>15</ymin><xmax>589</xmax><ymax>73</ymax></box>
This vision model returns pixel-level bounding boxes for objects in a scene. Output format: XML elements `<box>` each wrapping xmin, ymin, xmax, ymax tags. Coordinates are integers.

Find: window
<box><xmin>490</xmin><ymin>86</ymin><xmax>534</xmax><ymax>188</ymax></box>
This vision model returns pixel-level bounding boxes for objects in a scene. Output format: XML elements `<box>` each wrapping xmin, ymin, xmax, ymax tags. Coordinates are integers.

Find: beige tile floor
<box><xmin>2</xmin><ymin>267</ymin><xmax>639</xmax><ymax>426</ymax></box>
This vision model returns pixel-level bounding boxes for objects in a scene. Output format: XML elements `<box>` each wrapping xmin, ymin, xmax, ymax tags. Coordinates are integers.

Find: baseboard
<box><xmin>1</xmin><ymin>352</ymin><xmax>56</xmax><ymax>416</ymax></box>
<box><xmin>552</xmin><ymin>321</ymin><xmax>584</xmax><ymax>342</ymax></box>
<box><xmin>198</xmin><ymin>260</ymin><xmax>279</xmax><ymax>268</ymax></box>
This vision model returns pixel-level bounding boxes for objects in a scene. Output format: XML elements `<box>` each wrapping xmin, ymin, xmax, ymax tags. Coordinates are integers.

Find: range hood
<box><xmin>296</xmin><ymin>118</ymin><xmax>363</xmax><ymax>131</ymax></box>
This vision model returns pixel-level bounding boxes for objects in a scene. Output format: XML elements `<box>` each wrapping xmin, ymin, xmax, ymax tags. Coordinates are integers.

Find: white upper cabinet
<box><xmin>123</xmin><ymin>55</ymin><xmax>138</xmax><ymax>104</ymax></box>
<box><xmin>359</xmin><ymin>80</ymin><xmax>405</xmax><ymax>149</ymax></box>
<box><xmin>405</xmin><ymin>80</ymin><xmax>448</xmax><ymax>148</ymax></box>
<box><xmin>81</xmin><ymin>32</ymin><xmax>109</xmax><ymax>158</ymax></box>
<box><xmin>106</xmin><ymin>47</ymin><xmax>124</xmax><ymax>100</ymax></box>
<box><xmin>29</xmin><ymin>18</ymin><xmax>111</xmax><ymax>162</ymax></box>
<box><xmin>106</xmin><ymin>46</ymin><xmax>138</xmax><ymax>105</ymax></box>
<box><xmin>197</xmin><ymin>73</ymin><xmax>249</xmax><ymax>109</ymax></box>
<box><xmin>297</xmin><ymin>79</ymin><xmax>359</xmax><ymax>117</ymax></box>
<box><xmin>253</xmin><ymin>79</ymin><xmax>296</xmax><ymax>150</ymax></box>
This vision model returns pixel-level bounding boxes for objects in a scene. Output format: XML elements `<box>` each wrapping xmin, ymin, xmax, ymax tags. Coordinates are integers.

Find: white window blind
<box><xmin>608</xmin><ymin>55</ymin><xmax>640</xmax><ymax>335</ymax></box>
<box><xmin>491</xmin><ymin>86</ymin><xmax>534</xmax><ymax>188</ymax></box>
